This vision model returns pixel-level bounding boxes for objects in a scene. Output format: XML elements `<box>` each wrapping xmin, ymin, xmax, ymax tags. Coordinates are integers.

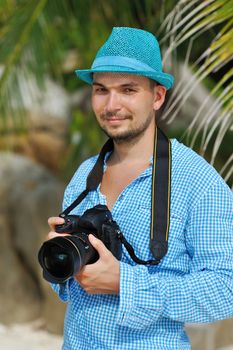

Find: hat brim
<box><xmin>75</xmin><ymin>66</ymin><xmax>174</xmax><ymax>90</ymax></box>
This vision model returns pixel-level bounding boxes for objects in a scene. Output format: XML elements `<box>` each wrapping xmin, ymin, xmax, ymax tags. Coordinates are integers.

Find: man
<box><xmin>47</xmin><ymin>27</ymin><xmax>233</xmax><ymax>349</ymax></box>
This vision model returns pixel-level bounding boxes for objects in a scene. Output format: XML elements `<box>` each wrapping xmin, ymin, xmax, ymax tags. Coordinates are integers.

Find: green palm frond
<box><xmin>0</xmin><ymin>0</ymin><xmax>172</xmax><ymax>131</ymax></box>
<box><xmin>159</xmin><ymin>0</ymin><xmax>233</xmax><ymax>186</ymax></box>
<box><xmin>0</xmin><ymin>0</ymin><xmax>47</xmax><ymax>89</ymax></box>
<box><xmin>0</xmin><ymin>0</ymin><xmax>232</xmax><ymax>185</ymax></box>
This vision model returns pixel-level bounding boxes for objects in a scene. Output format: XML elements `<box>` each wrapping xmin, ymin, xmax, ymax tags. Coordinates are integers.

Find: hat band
<box><xmin>92</xmin><ymin>56</ymin><xmax>161</xmax><ymax>73</ymax></box>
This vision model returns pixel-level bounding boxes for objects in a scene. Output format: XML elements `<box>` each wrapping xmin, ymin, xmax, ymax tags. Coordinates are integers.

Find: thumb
<box><xmin>88</xmin><ymin>234</ymin><xmax>109</xmax><ymax>258</ymax></box>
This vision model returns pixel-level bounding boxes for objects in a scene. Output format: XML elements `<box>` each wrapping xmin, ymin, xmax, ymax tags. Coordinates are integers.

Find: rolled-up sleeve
<box><xmin>117</xmin><ymin>179</ymin><xmax>233</xmax><ymax>329</ymax></box>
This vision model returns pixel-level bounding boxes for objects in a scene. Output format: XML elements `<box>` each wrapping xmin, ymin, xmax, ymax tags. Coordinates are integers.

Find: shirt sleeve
<box><xmin>51</xmin><ymin>280</ymin><xmax>72</xmax><ymax>302</ymax></box>
<box><xmin>49</xmin><ymin>157</ymin><xmax>97</xmax><ymax>302</ymax></box>
<box><xmin>117</xmin><ymin>179</ymin><xmax>233</xmax><ymax>329</ymax></box>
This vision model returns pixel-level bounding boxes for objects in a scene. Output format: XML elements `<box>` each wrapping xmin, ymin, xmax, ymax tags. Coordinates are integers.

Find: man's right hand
<box><xmin>47</xmin><ymin>217</ymin><xmax>69</xmax><ymax>240</ymax></box>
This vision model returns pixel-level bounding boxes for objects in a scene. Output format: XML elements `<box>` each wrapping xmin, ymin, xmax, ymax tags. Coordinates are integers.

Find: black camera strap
<box><xmin>60</xmin><ymin>126</ymin><xmax>171</xmax><ymax>265</ymax></box>
<box><xmin>61</xmin><ymin>138</ymin><xmax>114</xmax><ymax>216</ymax></box>
<box><xmin>150</xmin><ymin>127</ymin><xmax>171</xmax><ymax>261</ymax></box>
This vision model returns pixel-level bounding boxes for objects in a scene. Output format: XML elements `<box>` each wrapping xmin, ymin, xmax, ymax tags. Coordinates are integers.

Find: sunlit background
<box><xmin>0</xmin><ymin>1</ymin><xmax>232</xmax><ymax>349</ymax></box>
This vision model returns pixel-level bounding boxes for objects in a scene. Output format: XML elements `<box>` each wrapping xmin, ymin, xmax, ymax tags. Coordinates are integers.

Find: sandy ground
<box><xmin>0</xmin><ymin>320</ymin><xmax>63</xmax><ymax>350</ymax></box>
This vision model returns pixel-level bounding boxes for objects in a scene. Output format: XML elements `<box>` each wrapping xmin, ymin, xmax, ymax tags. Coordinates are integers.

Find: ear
<box><xmin>153</xmin><ymin>85</ymin><xmax>167</xmax><ymax>111</ymax></box>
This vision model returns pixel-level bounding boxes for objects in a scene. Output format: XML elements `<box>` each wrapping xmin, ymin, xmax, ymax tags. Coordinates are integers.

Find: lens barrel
<box><xmin>38</xmin><ymin>233</ymin><xmax>97</xmax><ymax>283</ymax></box>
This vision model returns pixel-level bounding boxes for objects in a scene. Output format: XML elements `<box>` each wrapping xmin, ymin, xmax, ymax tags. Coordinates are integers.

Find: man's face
<box><xmin>91</xmin><ymin>73</ymin><xmax>165</xmax><ymax>144</ymax></box>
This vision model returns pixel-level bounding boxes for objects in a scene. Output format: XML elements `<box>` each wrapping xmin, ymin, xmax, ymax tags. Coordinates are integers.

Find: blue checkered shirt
<box><xmin>52</xmin><ymin>139</ymin><xmax>233</xmax><ymax>350</ymax></box>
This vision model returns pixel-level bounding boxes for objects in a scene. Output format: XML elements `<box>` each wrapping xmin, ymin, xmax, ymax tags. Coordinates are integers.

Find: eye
<box><xmin>93</xmin><ymin>86</ymin><xmax>108</xmax><ymax>94</ymax></box>
<box><xmin>123</xmin><ymin>88</ymin><xmax>136</xmax><ymax>94</ymax></box>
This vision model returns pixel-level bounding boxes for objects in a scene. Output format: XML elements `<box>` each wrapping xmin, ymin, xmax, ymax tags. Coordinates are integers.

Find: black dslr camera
<box><xmin>38</xmin><ymin>205</ymin><xmax>122</xmax><ymax>284</ymax></box>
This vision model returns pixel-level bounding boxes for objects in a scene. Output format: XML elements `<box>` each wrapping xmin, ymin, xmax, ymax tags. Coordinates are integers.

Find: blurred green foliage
<box><xmin>0</xmin><ymin>0</ymin><xmax>232</xmax><ymax>186</ymax></box>
<box><xmin>65</xmin><ymin>109</ymin><xmax>105</xmax><ymax>179</ymax></box>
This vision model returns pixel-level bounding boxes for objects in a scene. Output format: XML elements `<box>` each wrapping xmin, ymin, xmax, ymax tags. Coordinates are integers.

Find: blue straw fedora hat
<box><xmin>75</xmin><ymin>27</ymin><xmax>174</xmax><ymax>90</ymax></box>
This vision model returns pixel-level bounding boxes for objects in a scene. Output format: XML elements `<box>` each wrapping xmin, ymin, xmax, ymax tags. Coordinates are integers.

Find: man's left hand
<box><xmin>74</xmin><ymin>234</ymin><xmax>120</xmax><ymax>295</ymax></box>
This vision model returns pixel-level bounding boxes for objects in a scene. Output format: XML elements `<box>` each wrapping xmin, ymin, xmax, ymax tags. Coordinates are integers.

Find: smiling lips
<box><xmin>106</xmin><ymin>116</ymin><xmax>126</xmax><ymax>120</ymax></box>
<box><xmin>103</xmin><ymin>114</ymin><xmax>130</xmax><ymax>121</ymax></box>
<box><xmin>104</xmin><ymin>116</ymin><xmax>129</xmax><ymax>125</ymax></box>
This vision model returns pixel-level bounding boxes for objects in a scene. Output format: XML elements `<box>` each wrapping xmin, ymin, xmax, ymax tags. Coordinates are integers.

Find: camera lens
<box><xmin>44</xmin><ymin>245</ymin><xmax>72</xmax><ymax>278</ymax></box>
<box><xmin>38</xmin><ymin>234</ymin><xmax>97</xmax><ymax>283</ymax></box>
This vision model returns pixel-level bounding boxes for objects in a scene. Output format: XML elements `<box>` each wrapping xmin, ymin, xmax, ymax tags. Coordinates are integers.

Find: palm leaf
<box><xmin>160</xmin><ymin>0</ymin><xmax>233</xmax><ymax>186</ymax></box>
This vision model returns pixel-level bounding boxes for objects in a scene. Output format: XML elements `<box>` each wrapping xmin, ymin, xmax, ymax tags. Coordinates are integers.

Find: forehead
<box><xmin>92</xmin><ymin>72</ymin><xmax>151</xmax><ymax>87</ymax></box>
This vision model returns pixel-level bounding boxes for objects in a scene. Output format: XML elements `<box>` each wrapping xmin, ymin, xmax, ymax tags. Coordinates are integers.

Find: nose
<box><xmin>104</xmin><ymin>91</ymin><xmax>121</xmax><ymax>114</ymax></box>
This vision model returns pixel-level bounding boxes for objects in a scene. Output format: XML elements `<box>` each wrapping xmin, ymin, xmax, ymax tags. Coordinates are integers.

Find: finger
<box><xmin>88</xmin><ymin>234</ymin><xmax>110</xmax><ymax>259</ymax></box>
<box><xmin>47</xmin><ymin>231</ymin><xmax>60</xmax><ymax>240</ymax></box>
<box><xmin>47</xmin><ymin>231</ymin><xmax>70</xmax><ymax>240</ymax></box>
<box><xmin>48</xmin><ymin>217</ymin><xmax>64</xmax><ymax>230</ymax></box>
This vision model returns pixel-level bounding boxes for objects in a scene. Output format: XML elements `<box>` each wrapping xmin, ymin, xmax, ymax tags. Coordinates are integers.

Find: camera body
<box><xmin>56</xmin><ymin>205</ymin><xmax>122</xmax><ymax>257</ymax></box>
<box><xmin>38</xmin><ymin>205</ymin><xmax>122</xmax><ymax>284</ymax></box>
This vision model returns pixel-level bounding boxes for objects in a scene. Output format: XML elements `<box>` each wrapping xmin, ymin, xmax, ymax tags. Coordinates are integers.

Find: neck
<box><xmin>110</xmin><ymin>122</ymin><xmax>156</xmax><ymax>165</ymax></box>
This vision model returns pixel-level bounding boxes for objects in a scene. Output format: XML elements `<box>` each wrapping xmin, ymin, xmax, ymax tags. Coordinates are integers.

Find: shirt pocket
<box><xmin>137</xmin><ymin>203</ymin><xmax>189</xmax><ymax>271</ymax></box>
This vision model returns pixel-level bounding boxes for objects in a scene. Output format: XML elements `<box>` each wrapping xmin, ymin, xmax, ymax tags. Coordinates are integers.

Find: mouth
<box><xmin>104</xmin><ymin>117</ymin><xmax>129</xmax><ymax>125</ymax></box>
<box><xmin>106</xmin><ymin>116</ymin><xmax>126</xmax><ymax>120</ymax></box>
<box><xmin>103</xmin><ymin>114</ymin><xmax>130</xmax><ymax>121</ymax></box>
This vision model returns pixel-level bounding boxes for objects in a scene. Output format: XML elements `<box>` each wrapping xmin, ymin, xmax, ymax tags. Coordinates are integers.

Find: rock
<box><xmin>186</xmin><ymin>323</ymin><xmax>218</xmax><ymax>350</ymax></box>
<box><xmin>215</xmin><ymin>319</ymin><xmax>233</xmax><ymax>349</ymax></box>
<box><xmin>0</xmin><ymin>153</ymin><xmax>66</xmax><ymax>332</ymax></box>
<box><xmin>186</xmin><ymin>319</ymin><xmax>233</xmax><ymax>350</ymax></box>
<box><xmin>0</xmin><ymin>214</ymin><xmax>40</xmax><ymax>324</ymax></box>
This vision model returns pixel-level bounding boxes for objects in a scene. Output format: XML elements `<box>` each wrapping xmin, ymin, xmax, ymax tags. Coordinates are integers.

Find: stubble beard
<box><xmin>99</xmin><ymin>112</ymin><xmax>155</xmax><ymax>145</ymax></box>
